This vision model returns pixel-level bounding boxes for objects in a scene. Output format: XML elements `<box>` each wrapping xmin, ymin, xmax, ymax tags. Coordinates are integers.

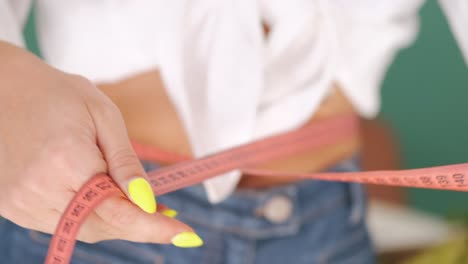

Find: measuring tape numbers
<box><xmin>44</xmin><ymin>114</ymin><xmax>468</xmax><ymax>263</ymax></box>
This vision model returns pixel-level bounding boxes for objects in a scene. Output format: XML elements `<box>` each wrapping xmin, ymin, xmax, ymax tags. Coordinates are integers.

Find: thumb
<box><xmin>88</xmin><ymin>97</ymin><xmax>156</xmax><ymax>214</ymax></box>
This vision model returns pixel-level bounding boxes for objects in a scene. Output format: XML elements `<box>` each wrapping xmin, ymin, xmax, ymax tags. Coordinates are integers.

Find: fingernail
<box><xmin>171</xmin><ymin>232</ymin><xmax>204</xmax><ymax>248</ymax></box>
<box><xmin>162</xmin><ymin>209</ymin><xmax>178</xmax><ymax>218</ymax></box>
<box><xmin>128</xmin><ymin>177</ymin><xmax>157</xmax><ymax>214</ymax></box>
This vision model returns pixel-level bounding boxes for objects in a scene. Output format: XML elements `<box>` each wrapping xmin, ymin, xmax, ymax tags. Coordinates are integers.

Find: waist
<box><xmin>98</xmin><ymin>70</ymin><xmax>362</xmax><ymax>188</ymax></box>
<box><xmin>140</xmin><ymin>156</ymin><xmax>366</xmax><ymax>239</ymax></box>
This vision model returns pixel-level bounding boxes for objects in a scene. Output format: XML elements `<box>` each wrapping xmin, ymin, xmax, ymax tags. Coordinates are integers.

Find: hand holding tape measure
<box><xmin>1</xmin><ymin>48</ymin><xmax>467</xmax><ymax>264</ymax></box>
<box><xmin>0</xmin><ymin>46</ymin><xmax>194</xmax><ymax>263</ymax></box>
<box><xmin>44</xmin><ymin>114</ymin><xmax>468</xmax><ymax>264</ymax></box>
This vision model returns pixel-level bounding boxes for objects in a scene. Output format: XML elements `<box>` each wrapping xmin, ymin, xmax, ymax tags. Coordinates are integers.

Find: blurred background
<box><xmin>354</xmin><ymin>1</ymin><xmax>468</xmax><ymax>263</ymax></box>
<box><xmin>22</xmin><ymin>1</ymin><xmax>467</xmax><ymax>263</ymax></box>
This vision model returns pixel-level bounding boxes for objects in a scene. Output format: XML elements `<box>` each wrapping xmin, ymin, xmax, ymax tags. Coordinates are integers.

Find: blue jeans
<box><xmin>0</xmin><ymin>156</ymin><xmax>375</xmax><ymax>264</ymax></box>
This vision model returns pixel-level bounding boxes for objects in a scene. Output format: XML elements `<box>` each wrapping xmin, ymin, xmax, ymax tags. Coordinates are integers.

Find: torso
<box><xmin>98</xmin><ymin>70</ymin><xmax>360</xmax><ymax>188</ymax></box>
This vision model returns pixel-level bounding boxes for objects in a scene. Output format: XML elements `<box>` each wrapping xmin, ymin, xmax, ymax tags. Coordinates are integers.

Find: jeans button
<box><xmin>261</xmin><ymin>195</ymin><xmax>293</xmax><ymax>224</ymax></box>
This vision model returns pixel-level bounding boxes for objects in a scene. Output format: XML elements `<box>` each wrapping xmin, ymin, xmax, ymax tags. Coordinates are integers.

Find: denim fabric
<box><xmin>0</xmin><ymin>156</ymin><xmax>375</xmax><ymax>264</ymax></box>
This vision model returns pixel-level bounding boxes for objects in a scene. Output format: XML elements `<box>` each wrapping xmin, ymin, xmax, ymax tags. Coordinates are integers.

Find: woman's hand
<box><xmin>0</xmin><ymin>41</ymin><xmax>202</xmax><ymax>247</ymax></box>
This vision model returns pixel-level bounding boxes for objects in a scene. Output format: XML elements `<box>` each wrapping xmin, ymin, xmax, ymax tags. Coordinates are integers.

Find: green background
<box><xmin>23</xmin><ymin>1</ymin><xmax>468</xmax><ymax>216</ymax></box>
<box><xmin>380</xmin><ymin>1</ymin><xmax>468</xmax><ymax>216</ymax></box>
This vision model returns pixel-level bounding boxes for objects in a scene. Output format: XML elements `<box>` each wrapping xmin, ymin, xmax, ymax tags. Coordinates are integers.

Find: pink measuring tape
<box><xmin>44</xmin><ymin>114</ymin><xmax>468</xmax><ymax>263</ymax></box>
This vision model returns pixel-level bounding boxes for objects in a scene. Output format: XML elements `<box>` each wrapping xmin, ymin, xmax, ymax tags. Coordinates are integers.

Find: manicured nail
<box><xmin>171</xmin><ymin>232</ymin><xmax>204</xmax><ymax>248</ymax></box>
<box><xmin>128</xmin><ymin>177</ymin><xmax>157</xmax><ymax>214</ymax></box>
<box><xmin>162</xmin><ymin>209</ymin><xmax>178</xmax><ymax>218</ymax></box>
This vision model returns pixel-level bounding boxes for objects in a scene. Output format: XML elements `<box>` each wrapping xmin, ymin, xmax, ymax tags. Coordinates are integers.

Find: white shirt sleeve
<box><xmin>0</xmin><ymin>0</ymin><xmax>31</xmax><ymax>47</ymax></box>
<box><xmin>439</xmin><ymin>0</ymin><xmax>468</xmax><ymax>65</ymax></box>
<box><xmin>35</xmin><ymin>0</ymin><xmax>160</xmax><ymax>82</ymax></box>
<box><xmin>325</xmin><ymin>0</ymin><xmax>426</xmax><ymax>118</ymax></box>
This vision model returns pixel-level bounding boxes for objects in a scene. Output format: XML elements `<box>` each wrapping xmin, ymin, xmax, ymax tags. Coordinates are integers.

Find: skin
<box><xmin>98</xmin><ymin>70</ymin><xmax>360</xmax><ymax>188</ymax></box>
<box><xmin>0</xmin><ymin>34</ymin><xmax>359</xmax><ymax>245</ymax></box>
<box><xmin>0</xmin><ymin>41</ymin><xmax>193</xmax><ymax>244</ymax></box>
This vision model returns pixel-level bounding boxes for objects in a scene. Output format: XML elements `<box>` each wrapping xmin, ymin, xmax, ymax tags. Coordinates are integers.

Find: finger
<box><xmin>157</xmin><ymin>203</ymin><xmax>178</xmax><ymax>218</ymax></box>
<box><xmin>76</xmin><ymin>203</ymin><xmax>178</xmax><ymax>243</ymax></box>
<box><xmin>91</xmin><ymin>197</ymin><xmax>202</xmax><ymax>247</ymax></box>
<box><xmin>87</xmin><ymin>96</ymin><xmax>156</xmax><ymax>214</ymax></box>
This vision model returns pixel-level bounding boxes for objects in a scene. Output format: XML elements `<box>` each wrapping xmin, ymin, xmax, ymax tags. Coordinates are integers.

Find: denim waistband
<box><xmin>142</xmin><ymin>155</ymin><xmax>366</xmax><ymax>240</ymax></box>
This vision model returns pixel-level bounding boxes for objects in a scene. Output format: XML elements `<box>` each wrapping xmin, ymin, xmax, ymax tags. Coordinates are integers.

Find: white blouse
<box><xmin>1</xmin><ymin>0</ymin><xmax>467</xmax><ymax>203</ymax></box>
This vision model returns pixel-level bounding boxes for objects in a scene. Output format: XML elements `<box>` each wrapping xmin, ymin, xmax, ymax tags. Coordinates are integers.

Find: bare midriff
<box><xmin>98</xmin><ymin>70</ymin><xmax>360</xmax><ymax>189</ymax></box>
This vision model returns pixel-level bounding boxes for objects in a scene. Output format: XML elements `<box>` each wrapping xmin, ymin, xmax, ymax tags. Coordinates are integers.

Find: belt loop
<box><xmin>336</xmin><ymin>155</ymin><xmax>366</xmax><ymax>225</ymax></box>
<box><xmin>349</xmin><ymin>183</ymin><xmax>366</xmax><ymax>225</ymax></box>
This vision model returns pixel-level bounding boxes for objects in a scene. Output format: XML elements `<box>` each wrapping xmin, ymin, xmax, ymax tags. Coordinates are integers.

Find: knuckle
<box><xmin>139</xmin><ymin>228</ymin><xmax>160</xmax><ymax>243</ymax></box>
<box><xmin>68</xmin><ymin>74</ymin><xmax>95</xmax><ymax>90</ymax></box>
<box><xmin>112</xmin><ymin>210</ymin><xmax>136</xmax><ymax>228</ymax></box>
<box><xmin>79</xmin><ymin>221</ymin><xmax>115</xmax><ymax>243</ymax></box>
<box><xmin>105</xmin><ymin>202</ymin><xmax>137</xmax><ymax>228</ymax></box>
<box><xmin>108</xmin><ymin>148</ymin><xmax>139</xmax><ymax>172</ymax></box>
<box><xmin>93</xmin><ymin>98</ymin><xmax>121</xmax><ymax>120</ymax></box>
<box><xmin>67</xmin><ymin>74</ymin><xmax>121</xmax><ymax>118</ymax></box>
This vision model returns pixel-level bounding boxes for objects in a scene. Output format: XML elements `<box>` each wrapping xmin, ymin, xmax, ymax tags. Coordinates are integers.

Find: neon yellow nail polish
<box><xmin>162</xmin><ymin>209</ymin><xmax>178</xmax><ymax>218</ymax></box>
<box><xmin>128</xmin><ymin>178</ymin><xmax>157</xmax><ymax>214</ymax></box>
<box><xmin>171</xmin><ymin>232</ymin><xmax>204</xmax><ymax>248</ymax></box>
